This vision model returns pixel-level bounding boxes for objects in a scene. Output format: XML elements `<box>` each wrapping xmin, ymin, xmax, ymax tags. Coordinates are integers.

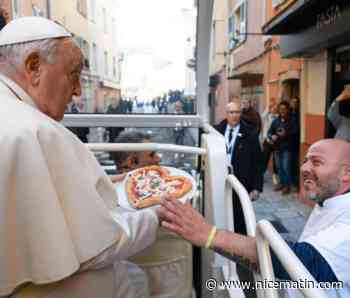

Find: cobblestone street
<box><xmin>254</xmin><ymin>172</ymin><xmax>312</xmax><ymax>242</ymax></box>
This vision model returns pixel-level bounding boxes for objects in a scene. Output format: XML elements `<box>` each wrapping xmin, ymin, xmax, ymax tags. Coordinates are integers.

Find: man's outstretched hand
<box><xmin>156</xmin><ymin>196</ymin><xmax>212</xmax><ymax>247</ymax></box>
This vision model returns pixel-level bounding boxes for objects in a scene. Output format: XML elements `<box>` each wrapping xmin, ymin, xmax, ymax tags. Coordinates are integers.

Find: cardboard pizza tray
<box><xmin>115</xmin><ymin>166</ymin><xmax>197</xmax><ymax>210</ymax></box>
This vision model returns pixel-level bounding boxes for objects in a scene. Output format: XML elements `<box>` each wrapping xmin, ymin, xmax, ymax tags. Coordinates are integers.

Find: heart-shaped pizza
<box><xmin>125</xmin><ymin>165</ymin><xmax>193</xmax><ymax>209</ymax></box>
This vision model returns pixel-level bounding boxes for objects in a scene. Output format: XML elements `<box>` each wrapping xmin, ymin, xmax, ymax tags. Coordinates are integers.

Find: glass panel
<box><xmin>49</xmin><ymin>0</ymin><xmax>198</xmax><ymax>115</ymax></box>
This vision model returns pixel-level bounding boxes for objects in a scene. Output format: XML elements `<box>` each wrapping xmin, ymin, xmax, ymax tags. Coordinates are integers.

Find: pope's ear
<box><xmin>24</xmin><ymin>51</ymin><xmax>41</xmax><ymax>85</ymax></box>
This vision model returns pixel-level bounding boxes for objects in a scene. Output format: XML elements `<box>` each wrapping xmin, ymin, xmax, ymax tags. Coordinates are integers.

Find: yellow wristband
<box><xmin>205</xmin><ymin>226</ymin><xmax>217</xmax><ymax>249</ymax></box>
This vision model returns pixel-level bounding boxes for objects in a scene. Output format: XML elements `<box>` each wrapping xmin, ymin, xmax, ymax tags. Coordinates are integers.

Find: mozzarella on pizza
<box><xmin>125</xmin><ymin>165</ymin><xmax>192</xmax><ymax>209</ymax></box>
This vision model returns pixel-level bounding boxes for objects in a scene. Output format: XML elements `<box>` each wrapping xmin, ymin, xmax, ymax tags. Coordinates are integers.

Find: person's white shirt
<box><xmin>224</xmin><ymin>123</ymin><xmax>240</xmax><ymax>166</ymax></box>
<box><xmin>287</xmin><ymin>192</ymin><xmax>350</xmax><ymax>298</ymax></box>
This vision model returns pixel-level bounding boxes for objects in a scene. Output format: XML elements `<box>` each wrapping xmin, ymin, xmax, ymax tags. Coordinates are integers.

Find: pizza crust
<box><xmin>125</xmin><ymin>165</ymin><xmax>192</xmax><ymax>209</ymax></box>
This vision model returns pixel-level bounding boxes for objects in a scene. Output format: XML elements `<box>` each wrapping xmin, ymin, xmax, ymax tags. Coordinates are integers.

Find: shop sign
<box><xmin>316</xmin><ymin>5</ymin><xmax>341</xmax><ymax>30</ymax></box>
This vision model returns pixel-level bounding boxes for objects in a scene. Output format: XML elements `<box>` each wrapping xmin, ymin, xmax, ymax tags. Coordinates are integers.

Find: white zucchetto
<box><xmin>0</xmin><ymin>16</ymin><xmax>71</xmax><ymax>46</ymax></box>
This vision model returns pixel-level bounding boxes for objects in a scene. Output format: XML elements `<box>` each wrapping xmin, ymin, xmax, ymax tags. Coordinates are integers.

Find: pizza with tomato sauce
<box><xmin>125</xmin><ymin>165</ymin><xmax>193</xmax><ymax>209</ymax></box>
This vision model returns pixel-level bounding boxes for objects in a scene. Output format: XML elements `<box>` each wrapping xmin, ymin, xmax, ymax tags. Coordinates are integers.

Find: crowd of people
<box><xmin>0</xmin><ymin>16</ymin><xmax>350</xmax><ymax>298</ymax></box>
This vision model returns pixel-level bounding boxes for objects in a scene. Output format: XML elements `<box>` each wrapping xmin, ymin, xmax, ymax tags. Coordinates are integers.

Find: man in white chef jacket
<box><xmin>158</xmin><ymin>138</ymin><xmax>350</xmax><ymax>298</ymax></box>
<box><xmin>0</xmin><ymin>17</ymin><xmax>159</xmax><ymax>298</ymax></box>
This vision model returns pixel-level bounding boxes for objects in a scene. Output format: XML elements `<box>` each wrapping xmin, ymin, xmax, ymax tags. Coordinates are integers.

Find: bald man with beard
<box><xmin>157</xmin><ymin>139</ymin><xmax>350</xmax><ymax>298</ymax></box>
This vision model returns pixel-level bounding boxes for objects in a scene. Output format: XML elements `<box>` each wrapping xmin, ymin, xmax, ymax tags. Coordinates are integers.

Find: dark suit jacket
<box><xmin>215</xmin><ymin>120</ymin><xmax>264</xmax><ymax>193</ymax></box>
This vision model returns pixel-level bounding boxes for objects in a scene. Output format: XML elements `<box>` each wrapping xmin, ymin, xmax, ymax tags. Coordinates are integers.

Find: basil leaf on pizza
<box><xmin>125</xmin><ymin>165</ymin><xmax>193</xmax><ymax>209</ymax></box>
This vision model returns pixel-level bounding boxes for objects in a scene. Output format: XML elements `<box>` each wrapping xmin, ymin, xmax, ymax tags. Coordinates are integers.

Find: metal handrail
<box><xmin>226</xmin><ymin>175</ymin><xmax>256</xmax><ymax>236</ymax></box>
<box><xmin>86</xmin><ymin>142</ymin><xmax>207</xmax><ymax>155</ymax></box>
<box><xmin>227</xmin><ymin>176</ymin><xmax>327</xmax><ymax>298</ymax></box>
<box><xmin>256</xmin><ymin>220</ymin><xmax>328</xmax><ymax>298</ymax></box>
<box><xmin>225</xmin><ymin>175</ymin><xmax>266</xmax><ymax>298</ymax></box>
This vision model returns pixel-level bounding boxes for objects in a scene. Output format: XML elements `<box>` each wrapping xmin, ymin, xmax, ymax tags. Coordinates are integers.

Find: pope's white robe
<box><xmin>0</xmin><ymin>74</ymin><xmax>158</xmax><ymax>298</ymax></box>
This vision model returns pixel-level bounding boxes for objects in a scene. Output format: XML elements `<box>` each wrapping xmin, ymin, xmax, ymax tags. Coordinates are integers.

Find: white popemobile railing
<box><xmin>256</xmin><ymin>220</ymin><xmax>328</xmax><ymax>298</ymax></box>
<box><xmin>86</xmin><ymin>138</ymin><xmax>328</xmax><ymax>298</ymax></box>
<box><xmin>86</xmin><ymin>142</ymin><xmax>206</xmax><ymax>156</ymax></box>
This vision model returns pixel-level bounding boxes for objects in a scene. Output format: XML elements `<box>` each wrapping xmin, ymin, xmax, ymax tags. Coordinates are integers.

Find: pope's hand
<box><xmin>110</xmin><ymin>173</ymin><xmax>126</xmax><ymax>183</ymax></box>
<box><xmin>156</xmin><ymin>196</ymin><xmax>212</xmax><ymax>247</ymax></box>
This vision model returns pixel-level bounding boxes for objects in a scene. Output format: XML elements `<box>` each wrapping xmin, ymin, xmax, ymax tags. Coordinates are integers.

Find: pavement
<box><xmin>253</xmin><ymin>172</ymin><xmax>312</xmax><ymax>242</ymax></box>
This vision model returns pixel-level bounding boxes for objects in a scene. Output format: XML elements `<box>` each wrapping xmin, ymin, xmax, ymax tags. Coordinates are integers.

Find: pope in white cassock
<box><xmin>0</xmin><ymin>17</ymin><xmax>159</xmax><ymax>298</ymax></box>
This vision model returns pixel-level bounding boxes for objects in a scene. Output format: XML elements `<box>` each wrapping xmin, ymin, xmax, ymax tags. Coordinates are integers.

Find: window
<box><xmin>75</xmin><ymin>37</ymin><xmax>90</xmax><ymax>69</ymax></box>
<box><xmin>92</xmin><ymin>43</ymin><xmax>98</xmax><ymax>72</ymax></box>
<box><xmin>228</xmin><ymin>0</ymin><xmax>247</xmax><ymax>50</ymax></box>
<box><xmin>112</xmin><ymin>17</ymin><xmax>116</xmax><ymax>43</ymax></box>
<box><xmin>77</xmin><ymin>0</ymin><xmax>88</xmax><ymax>18</ymax></box>
<box><xmin>272</xmin><ymin>0</ymin><xmax>288</xmax><ymax>9</ymax></box>
<box><xmin>103</xmin><ymin>7</ymin><xmax>107</xmax><ymax>33</ymax></box>
<box><xmin>11</xmin><ymin>0</ymin><xmax>20</xmax><ymax>18</ymax></box>
<box><xmin>113</xmin><ymin>56</ymin><xmax>117</xmax><ymax>78</ymax></box>
<box><xmin>32</xmin><ymin>5</ymin><xmax>43</xmax><ymax>16</ymax></box>
<box><xmin>104</xmin><ymin>51</ymin><xmax>108</xmax><ymax>76</ymax></box>
<box><xmin>90</xmin><ymin>0</ymin><xmax>96</xmax><ymax>22</ymax></box>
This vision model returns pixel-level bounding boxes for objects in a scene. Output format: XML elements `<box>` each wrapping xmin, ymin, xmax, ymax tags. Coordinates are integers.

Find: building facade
<box><xmin>50</xmin><ymin>0</ymin><xmax>121</xmax><ymax>113</ymax></box>
<box><xmin>87</xmin><ymin>0</ymin><xmax>121</xmax><ymax>113</ymax></box>
<box><xmin>227</xmin><ymin>0</ymin><xmax>265</xmax><ymax>115</ymax></box>
<box><xmin>209</xmin><ymin>0</ymin><xmax>229</xmax><ymax>123</ymax></box>
<box><xmin>0</xmin><ymin>0</ymin><xmax>121</xmax><ymax>113</ymax></box>
<box><xmin>0</xmin><ymin>0</ymin><xmax>49</xmax><ymax>25</ymax></box>
<box><xmin>263</xmin><ymin>0</ymin><xmax>350</xmax><ymax>204</ymax></box>
<box><xmin>209</xmin><ymin>1</ymin><xmax>303</xmax><ymax>123</ymax></box>
<box><xmin>263</xmin><ymin>0</ymin><xmax>350</xmax><ymax>167</ymax></box>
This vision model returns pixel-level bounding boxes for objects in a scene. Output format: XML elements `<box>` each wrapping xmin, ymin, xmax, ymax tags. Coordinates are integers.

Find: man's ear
<box><xmin>341</xmin><ymin>164</ymin><xmax>350</xmax><ymax>183</ymax></box>
<box><xmin>24</xmin><ymin>52</ymin><xmax>41</xmax><ymax>86</ymax></box>
<box><xmin>127</xmin><ymin>153</ymin><xmax>138</xmax><ymax>167</ymax></box>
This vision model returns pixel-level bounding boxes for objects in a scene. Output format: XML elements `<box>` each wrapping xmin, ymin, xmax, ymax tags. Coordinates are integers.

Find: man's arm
<box><xmin>157</xmin><ymin>198</ymin><xmax>340</xmax><ymax>283</ymax></box>
<box><xmin>212</xmin><ymin>229</ymin><xmax>259</xmax><ymax>272</ymax></box>
<box><xmin>156</xmin><ymin>198</ymin><xmax>259</xmax><ymax>272</ymax></box>
<box><xmin>327</xmin><ymin>101</ymin><xmax>342</xmax><ymax>129</ymax></box>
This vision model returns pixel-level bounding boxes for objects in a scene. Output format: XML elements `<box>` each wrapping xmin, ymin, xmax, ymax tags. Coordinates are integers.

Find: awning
<box><xmin>228</xmin><ymin>71</ymin><xmax>263</xmax><ymax>80</ymax></box>
<box><xmin>100</xmin><ymin>79</ymin><xmax>120</xmax><ymax>90</ymax></box>
<box><xmin>280</xmin><ymin>70</ymin><xmax>300</xmax><ymax>82</ymax></box>
<box><xmin>262</xmin><ymin>0</ymin><xmax>320</xmax><ymax>35</ymax></box>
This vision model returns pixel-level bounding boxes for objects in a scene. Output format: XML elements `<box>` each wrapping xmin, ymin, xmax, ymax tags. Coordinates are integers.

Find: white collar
<box><xmin>0</xmin><ymin>73</ymin><xmax>38</xmax><ymax>109</ymax></box>
<box><xmin>227</xmin><ymin>123</ymin><xmax>239</xmax><ymax>130</ymax></box>
<box><xmin>322</xmin><ymin>191</ymin><xmax>350</xmax><ymax>209</ymax></box>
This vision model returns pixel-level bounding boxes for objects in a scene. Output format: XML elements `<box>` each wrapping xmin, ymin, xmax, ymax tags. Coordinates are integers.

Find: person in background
<box><xmin>241</xmin><ymin>98</ymin><xmax>262</xmax><ymax>134</ymax></box>
<box><xmin>110</xmin><ymin>131</ymin><xmax>161</xmax><ymax>175</ymax></box>
<box><xmin>0</xmin><ymin>6</ymin><xmax>9</xmax><ymax>30</ymax></box>
<box><xmin>262</xmin><ymin>101</ymin><xmax>279</xmax><ymax>184</ymax></box>
<box><xmin>328</xmin><ymin>86</ymin><xmax>350</xmax><ymax>142</ymax></box>
<box><xmin>111</xmin><ymin>130</ymin><xmax>192</xmax><ymax>298</ymax></box>
<box><xmin>268</xmin><ymin>101</ymin><xmax>297</xmax><ymax>195</ymax></box>
<box><xmin>157</xmin><ymin>138</ymin><xmax>350</xmax><ymax>298</ymax></box>
<box><xmin>67</xmin><ymin>99</ymin><xmax>90</xmax><ymax>143</ymax></box>
<box><xmin>215</xmin><ymin>101</ymin><xmax>264</xmax><ymax>298</ymax></box>
<box><xmin>106</xmin><ymin>97</ymin><xmax>124</xmax><ymax>143</ymax></box>
<box><xmin>0</xmin><ymin>17</ymin><xmax>159</xmax><ymax>298</ymax></box>
<box><xmin>290</xmin><ymin>97</ymin><xmax>301</xmax><ymax>189</ymax></box>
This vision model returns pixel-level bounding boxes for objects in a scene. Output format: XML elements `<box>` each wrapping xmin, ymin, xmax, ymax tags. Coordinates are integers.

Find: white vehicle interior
<box><xmin>62</xmin><ymin>1</ymin><xmax>327</xmax><ymax>297</ymax></box>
